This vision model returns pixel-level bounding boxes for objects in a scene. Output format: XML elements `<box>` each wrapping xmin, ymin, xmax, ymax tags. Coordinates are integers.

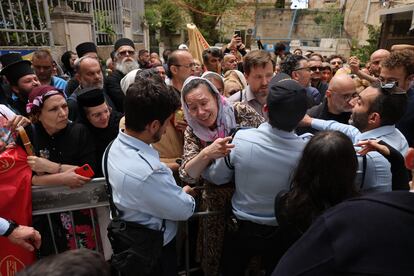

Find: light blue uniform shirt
<box><xmin>104</xmin><ymin>130</ymin><xmax>195</xmax><ymax>245</ymax></box>
<box><xmin>203</xmin><ymin>123</ymin><xmax>311</xmax><ymax>226</ymax></box>
<box><xmin>312</xmin><ymin>119</ymin><xmax>395</xmax><ymax>193</ymax></box>
<box><xmin>0</xmin><ymin>217</ymin><xmax>9</xmax><ymax>235</ymax></box>
<box><xmin>52</xmin><ymin>76</ymin><xmax>68</xmax><ymax>92</ymax></box>
<box><xmin>311</xmin><ymin>119</ymin><xmax>409</xmax><ymax>155</ymax></box>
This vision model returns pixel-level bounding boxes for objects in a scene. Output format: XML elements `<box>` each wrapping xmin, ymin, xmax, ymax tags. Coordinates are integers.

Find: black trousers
<box><xmin>220</xmin><ymin>219</ymin><xmax>281</xmax><ymax>276</ymax></box>
<box><xmin>116</xmin><ymin>238</ymin><xmax>177</xmax><ymax>276</ymax></box>
<box><xmin>160</xmin><ymin>238</ymin><xmax>177</xmax><ymax>276</ymax></box>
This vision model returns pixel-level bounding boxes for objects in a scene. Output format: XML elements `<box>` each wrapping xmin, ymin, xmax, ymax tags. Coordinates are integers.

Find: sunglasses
<box><xmin>118</xmin><ymin>50</ymin><xmax>135</xmax><ymax>57</ymax></box>
<box><xmin>293</xmin><ymin>66</ymin><xmax>311</xmax><ymax>72</ymax></box>
<box><xmin>309</xmin><ymin>66</ymin><xmax>323</xmax><ymax>72</ymax></box>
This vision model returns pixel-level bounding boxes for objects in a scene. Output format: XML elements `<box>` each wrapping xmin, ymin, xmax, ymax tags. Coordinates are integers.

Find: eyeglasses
<box><xmin>293</xmin><ymin>66</ymin><xmax>311</xmax><ymax>72</ymax></box>
<box><xmin>379</xmin><ymin>81</ymin><xmax>406</xmax><ymax>95</ymax></box>
<box><xmin>173</xmin><ymin>63</ymin><xmax>196</xmax><ymax>69</ymax></box>
<box><xmin>309</xmin><ymin>66</ymin><xmax>323</xmax><ymax>72</ymax></box>
<box><xmin>118</xmin><ymin>50</ymin><xmax>135</xmax><ymax>57</ymax></box>
<box><xmin>89</xmin><ymin>107</ymin><xmax>112</xmax><ymax>119</ymax></box>
<box><xmin>330</xmin><ymin>61</ymin><xmax>343</xmax><ymax>65</ymax></box>
<box><xmin>341</xmin><ymin>92</ymin><xmax>359</xmax><ymax>102</ymax></box>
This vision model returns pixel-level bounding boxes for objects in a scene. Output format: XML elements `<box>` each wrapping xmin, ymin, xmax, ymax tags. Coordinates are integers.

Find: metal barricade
<box><xmin>32</xmin><ymin>177</ymin><xmax>220</xmax><ymax>275</ymax></box>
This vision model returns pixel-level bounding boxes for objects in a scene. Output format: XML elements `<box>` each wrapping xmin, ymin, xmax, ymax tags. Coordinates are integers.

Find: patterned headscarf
<box><xmin>26</xmin><ymin>85</ymin><xmax>65</xmax><ymax>114</ymax></box>
<box><xmin>181</xmin><ymin>76</ymin><xmax>236</xmax><ymax>142</ymax></box>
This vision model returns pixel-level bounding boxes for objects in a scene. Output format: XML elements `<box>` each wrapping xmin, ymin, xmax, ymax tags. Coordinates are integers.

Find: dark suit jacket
<box><xmin>296</xmin><ymin>99</ymin><xmax>351</xmax><ymax>135</ymax></box>
<box><xmin>104</xmin><ymin>70</ymin><xmax>125</xmax><ymax>113</ymax></box>
<box><xmin>397</xmin><ymin>87</ymin><xmax>414</xmax><ymax>147</ymax></box>
<box><xmin>273</xmin><ymin>191</ymin><xmax>414</xmax><ymax>276</ymax></box>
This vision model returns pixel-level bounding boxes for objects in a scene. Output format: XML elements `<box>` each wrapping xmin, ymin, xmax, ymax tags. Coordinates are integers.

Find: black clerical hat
<box><xmin>77</xmin><ymin>87</ymin><xmax>105</xmax><ymax>107</ymax></box>
<box><xmin>0</xmin><ymin>53</ymin><xmax>34</xmax><ymax>85</ymax></box>
<box><xmin>114</xmin><ymin>38</ymin><xmax>135</xmax><ymax>52</ymax></box>
<box><xmin>76</xmin><ymin>42</ymin><xmax>97</xmax><ymax>58</ymax></box>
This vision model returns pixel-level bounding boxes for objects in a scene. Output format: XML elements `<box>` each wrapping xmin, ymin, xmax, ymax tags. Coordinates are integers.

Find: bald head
<box><xmin>370</xmin><ymin>49</ymin><xmax>391</xmax><ymax>77</ymax></box>
<box><xmin>222</xmin><ymin>54</ymin><xmax>238</xmax><ymax>72</ymax></box>
<box><xmin>326</xmin><ymin>74</ymin><xmax>357</xmax><ymax>114</ymax></box>
<box><xmin>370</xmin><ymin>49</ymin><xmax>391</xmax><ymax>61</ymax></box>
<box><xmin>75</xmin><ymin>56</ymin><xmax>103</xmax><ymax>89</ymax></box>
<box><xmin>328</xmin><ymin>74</ymin><xmax>355</xmax><ymax>92</ymax></box>
<box><xmin>167</xmin><ymin>50</ymin><xmax>195</xmax><ymax>89</ymax></box>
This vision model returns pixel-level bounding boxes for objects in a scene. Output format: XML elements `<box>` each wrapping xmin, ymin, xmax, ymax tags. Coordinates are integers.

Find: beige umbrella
<box><xmin>187</xmin><ymin>23</ymin><xmax>210</xmax><ymax>64</ymax></box>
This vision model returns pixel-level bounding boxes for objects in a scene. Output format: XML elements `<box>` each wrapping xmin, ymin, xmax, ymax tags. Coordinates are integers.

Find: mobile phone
<box><xmin>75</xmin><ymin>164</ymin><xmax>95</xmax><ymax>178</ymax></box>
<box><xmin>234</xmin><ymin>30</ymin><xmax>241</xmax><ymax>37</ymax></box>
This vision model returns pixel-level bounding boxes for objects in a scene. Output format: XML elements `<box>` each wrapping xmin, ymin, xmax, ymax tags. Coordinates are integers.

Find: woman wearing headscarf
<box><xmin>22</xmin><ymin>85</ymin><xmax>98</xmax><ymax>256</ymax></box>
<box><xmin>77</xmin><ymin>87</ymin><xmax>122</xmax><ymax>177</ymax></box>
<box><xmin>24</xmin><ymin>85</ymin><xmax>96</xmax><ymax>185</ymax></box>
<box><xmin>179</xmin><ymin>76</ymin><xmax>264</xmax><ymax>275</ymax></box>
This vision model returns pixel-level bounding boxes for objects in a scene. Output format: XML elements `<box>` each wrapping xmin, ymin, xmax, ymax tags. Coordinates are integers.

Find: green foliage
<box><xmin>312</xmin><ymin>7</ymin><xmax>344</xmax><ymax>38</ymax></box>
<box><xmin>145</xmin><ymin>6</ymin><xmax>162</xmax><ymax>31</ymax></box>
<box><xmin>160</xmin><ymin>1</ymin><xmax>182</xmax><ymax>33</ymax></box>
<box><xmin>0</xmin><ymin>0</ymin><xmax>49</xmax><ymax>46</ymax></box>
<box><xmin>145</xmin><ymin>0</ymin><xmax>182</xmax><ymax>34</ymax></box>
<box><xmin>275</xmin><ymin>0</ymin><xmax>285</xmax><ymax>9</ymax></box>
<box><xmin>350</xmin><ymin>24</ymin><xmax>381</xmax><ymax>63</ymax></box>
<box><xmin>182</xmin><ymin>0</ymin><xmax>236</xmax><ymax>43</ymax></box>
<box><xmin>94</xmin><ymin>11</ymin><xmax>115</xmax><ymax>35</ymax></box>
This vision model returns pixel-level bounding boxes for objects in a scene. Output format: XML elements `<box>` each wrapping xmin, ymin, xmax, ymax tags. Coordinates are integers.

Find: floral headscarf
<box><xmin>26</xmin><ymin>85</ymin><xmax>65</xmax><ymax>114</ymax></box>
<box><xmin>181</xmin><ymin>76</ymin><xmax>236</xmax><ymax>142</ymax></box>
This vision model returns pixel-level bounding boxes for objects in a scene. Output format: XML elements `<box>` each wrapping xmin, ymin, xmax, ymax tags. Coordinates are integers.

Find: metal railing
<box><xmin>0</xmin><ymin>0</ymin><xmax>52</xmax><ymax>46</ymax></box>
<box><xmin>49</xmin><ymin>0</ymin><xmax>92</xmax><ymax>13</ymax></box>
<box><xmin>0</xmin><ymin>0</ymin><xmax>143</xmax><ymax>47</ymax></box>
<box><xmin>32</xmin><ymin>178</ymin><xmax>217</xmax><ymax>275</ymax></box>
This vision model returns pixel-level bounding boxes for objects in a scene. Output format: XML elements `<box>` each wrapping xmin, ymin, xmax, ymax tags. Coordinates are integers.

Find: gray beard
<box><xmin>82</xmin><ymin>79</ymin><xmax>104</xmax><ymax>90</ymax></box>
<box><xmin>116</xmin><ymin>60</ymin><xmax>139</xmax><ymax>75</ymax></box>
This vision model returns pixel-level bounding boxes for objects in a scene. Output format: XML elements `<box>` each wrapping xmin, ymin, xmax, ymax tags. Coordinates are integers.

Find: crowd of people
<box><xmin>1</xmin><ymin>35</ymin><xmax>414</xmax><ymax>276</ymax></box>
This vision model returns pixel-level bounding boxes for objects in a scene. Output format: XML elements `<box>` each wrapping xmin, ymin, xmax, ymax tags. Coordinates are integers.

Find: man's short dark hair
<box><xmin>17</xmin><ymin>248</ymin><xmax>109</xmax><ymax>276</ymax></box>
<box><xmin>280</xmin><ymin>54</ymin><xmax>307</xmax><ymax>76</ymax></box>
<box><xmin>243</xmin><ymin>50</ymin><xmax>274</xmax><ymax>75</ymax></box>
<box><xmin>202</xmin><ymin>48</ymin><xmax>223</xmax><ymax>64</ymax></box>
<box><xmin>327</xmin><ymin>54</ymin><xmax>346</xmax><ymax>64</ymax></box>
<box><xmin>369</xmin><ymin>82</ymin><xmax>407</xmax><ymax>126</ymax></box>
<box><xmin>382</xmin><ymin>49</ymin><xmax>414</xmax><ymax>77</ymax></box>
<box><xmin>309</xmin><ymin>53</ymin><xmax>324</xmax><ymax>62</ymax></box>
<box><xmin>124</xmin><ymin>77</ymin><xmax>180</xmax><ymax>132</ymax></box>
<box><xmin>162</xmin><ymin>49</ymin><xmax>172</xmax><ymax>63</ymax></box>
<box><xmin>274</xmin><ymin>42</ymin><xmax>286</xmax><ymax>54</ymax></box>
<box><xmin>138</xmin><ymin>49</ymin><xmax>149</xmax><ymax>57</ymax></box>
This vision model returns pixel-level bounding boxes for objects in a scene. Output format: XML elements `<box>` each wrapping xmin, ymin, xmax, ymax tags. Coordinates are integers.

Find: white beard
<box><xmin>116</xmin><ymin>59</ymin><xmax>139</xmax><ymax>75</ymax></box>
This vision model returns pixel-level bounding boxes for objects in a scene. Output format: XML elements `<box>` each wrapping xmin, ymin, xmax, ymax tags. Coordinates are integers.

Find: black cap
<box><xmin>76</xmin><ymin>42</ymin><xmax>97</xmax><ymax>58</ymax></box>
<box><xmin>267</xmin><ymin>78</ymin><xmax>308</xmax><ymax>131</ymax></box>
<box><xmin>77</xmin><ymin>87</ymin><xmax>105</xmax><ymax>107</ymax></box>
<box><xmin>272</xmin><ymin>72</ymin><xmax>291</xmax><ymax>83</ymax></box>
<box><xmin>0</xmin><ymin>53</ymin><xmax>34</xmax><ymax>85</ymax></box>
<box><xmin>114</xmin><ymin>38</ymin><xmax>135</xmax><ymax>52</ymax></box>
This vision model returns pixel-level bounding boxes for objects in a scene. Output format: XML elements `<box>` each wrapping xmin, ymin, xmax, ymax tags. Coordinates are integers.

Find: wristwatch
<box><xmin>3</xmin><ymin>220</ymin><xmax>19</xmax><ymax>237</ymax></box>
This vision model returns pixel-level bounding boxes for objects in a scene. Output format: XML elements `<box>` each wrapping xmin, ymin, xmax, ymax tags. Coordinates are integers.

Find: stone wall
<box><xmin>344</xmin><ymin>0</ymin><xmax>414</xmax><ymax>45</ymax></box>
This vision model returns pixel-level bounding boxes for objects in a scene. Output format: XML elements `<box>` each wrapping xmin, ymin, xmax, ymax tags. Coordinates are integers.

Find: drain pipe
<box><xmin>364</xmin><ymin>0</ymin><xmax>372</xmax><ymax>24</ymax></box>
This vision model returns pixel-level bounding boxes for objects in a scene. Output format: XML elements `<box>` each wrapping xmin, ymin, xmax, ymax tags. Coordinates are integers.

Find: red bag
<box><xmin>0</xmin><ymin>145</ymin><xmax>34</xmax><ymax>275</ymax></box>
